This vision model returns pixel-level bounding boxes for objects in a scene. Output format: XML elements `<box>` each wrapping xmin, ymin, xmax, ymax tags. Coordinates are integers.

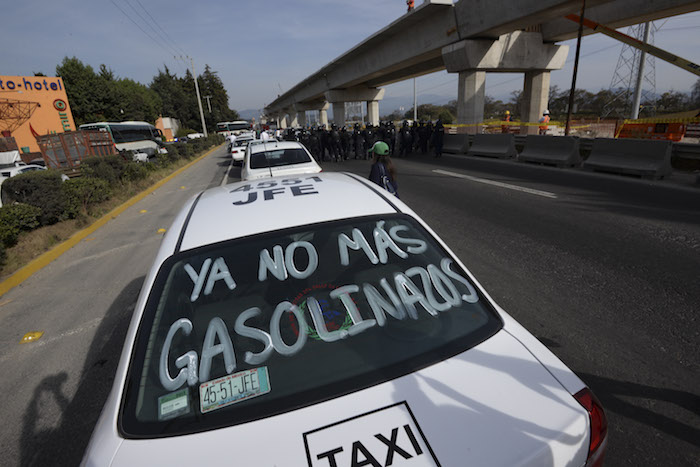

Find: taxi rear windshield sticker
<box><xmin>158</xmin><ymin>388</ymin><xmax>190</xmax><ymax>421</ymax></box>
<box><xmin>199</xmin><ymin>367</ymin><xmax>270</xmax><ymax>414</ymax></box>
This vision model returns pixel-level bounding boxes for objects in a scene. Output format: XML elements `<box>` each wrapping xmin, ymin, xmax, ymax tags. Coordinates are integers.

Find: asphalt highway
<box><xmin>0</xmin><ymin>144</ymin><xmax>697</xmax><ymax>466</ymax></box>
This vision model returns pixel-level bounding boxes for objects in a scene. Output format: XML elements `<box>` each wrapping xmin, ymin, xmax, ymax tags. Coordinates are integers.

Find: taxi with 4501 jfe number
<box><xmin>82</xmin><ymin>172</ymin><xmax>607</xmax><ymax>467</ymax></box>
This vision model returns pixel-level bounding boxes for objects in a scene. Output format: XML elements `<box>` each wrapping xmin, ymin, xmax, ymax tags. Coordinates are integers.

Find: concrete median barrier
<box><xmin>443</xmin><ymin>134</ymin><xmax>469</xmax><ymax>154</ymax></box>
<box><xmin>518</xmin><ymin>135</ymin><xmax>581</xmax><ymax>167</ymax></box>
<box><xmin>583</xmin><ymin>138</ymin><xmax>672</xmax><ymax>179</ymax></box>
<box><xmin>467</xmin><ymin>134</ymin><xmax>517</xmax><ymax>159</ymax></box>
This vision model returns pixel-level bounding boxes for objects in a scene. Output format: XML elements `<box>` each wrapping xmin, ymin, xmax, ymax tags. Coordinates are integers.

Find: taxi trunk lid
<box><xmin>111</xmin><ymin>330</ymin><xmax>589</xmax><ymax>466</ymax></box>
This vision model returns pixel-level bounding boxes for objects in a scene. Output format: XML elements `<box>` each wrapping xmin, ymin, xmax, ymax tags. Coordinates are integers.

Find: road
<box><xmin>0</xmin><ymin>144</ymin><xmax>698</xmax><ymax>466</ymax></box>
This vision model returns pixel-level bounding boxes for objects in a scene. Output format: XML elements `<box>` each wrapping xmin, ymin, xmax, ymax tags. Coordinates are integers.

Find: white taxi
<box><xmin>241</xmin><ymin>140</ymin><xmax>321</xmax><ymax>181</ymax></box>
<box><xmin>82</xmin><ymin>172</ymin><xmax>607</xmax><ymax>467</ymax></box>
<box><xmin>229</xmin><ymin>133</ymin><xmax>254</xmax><ymax>165</ymax></box>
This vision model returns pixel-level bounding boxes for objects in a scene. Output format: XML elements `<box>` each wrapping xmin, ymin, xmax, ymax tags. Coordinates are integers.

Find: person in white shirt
<box><xmin>226</xmin><ymin>133</ymin><xmax>237</xmax><ymax>152</ymax></box>
<box><xmin>274</xmin><ymin>129</ymin><xmax>282</xmax><ymax>140</ymax></box>
<box><xmin>260</xmin><ymin>130</ymin><xmax>270</xmax><ymax>142</ymax></box>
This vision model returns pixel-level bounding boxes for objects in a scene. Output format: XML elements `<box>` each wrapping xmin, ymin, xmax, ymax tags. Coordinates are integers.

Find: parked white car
<box><xmin>229</xmin><ymin>134</ymin><xmax>255</xmax><ymax>165</ymax></box>
<box><xmin>82</xmin><ymin>172</ymin><xmax>607</xmax><ymax>467</ymax></box>
<box><xmin>0</xmin><ymin>163</ymin><xmax>47</xmax><ymax>180</ymax></box>
<box><xmin>241</xmin><ymin>140</ymin><xmax>321</xmax><ymax>181</ymax></box>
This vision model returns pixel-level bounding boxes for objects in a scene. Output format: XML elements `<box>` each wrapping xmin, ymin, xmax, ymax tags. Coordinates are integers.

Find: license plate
<box><xmin>199</xmin><ymin>367</ymin><xmax>270</xmax><ymax>414</ymax></box>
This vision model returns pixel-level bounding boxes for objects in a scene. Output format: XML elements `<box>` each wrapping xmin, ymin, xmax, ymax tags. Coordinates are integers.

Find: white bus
<box><xmin>216</xmin><ymin>120</ymin><xmax>252</xmax><ymax>136</ymax></box>
<box><xmin>79</xmin><ymin>121</ymin><xmax>166</xmax><ymax>161</ymax></box>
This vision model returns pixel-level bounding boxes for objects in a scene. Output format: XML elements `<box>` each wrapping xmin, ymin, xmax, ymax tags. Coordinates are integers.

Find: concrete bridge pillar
<box><xmin>319</xmin><ymin>107</ymin><xmax>329</xmax><ymax>128</ymax></box>
<box><xmin>442</xmin><ymin>32</ymin><xmax>568</xmax><ymax>134</ymax></box>
<box><xmin>279</xmin><ymin>115</ymin><xmax>287</xmax><ymax>129</ymax></box>
<box><xmin>521</xmin><ymin>70</ymin><xmax>550</xmax><ymax>135</ymax></box>
<box><xmin>326</xmin><ymin>87</ymin><xmax>385</xmax><ymax>128</ymax></box>
<box><xmin>457</xmin><ymin>71</ymin><xmax>486</xmax><ymax>134</ymax></box>
<box><xmin>289</xmin><ymin>112</ymin><xmax>299</xmax><ymax>128</ymax></box>
<box><xmin>332</xmin><ymin>103</ymin><xmax>346</xmax><ymax>127</ymax></box>
<box><xmin>296</xmin><ymin>111</ymin><xmax>307</xmax><ymax>128</ymax></box>
<box><xmin>367</xmin><ymin>101</ymin><xmax>380</xmax><ymax>127</ymax></box>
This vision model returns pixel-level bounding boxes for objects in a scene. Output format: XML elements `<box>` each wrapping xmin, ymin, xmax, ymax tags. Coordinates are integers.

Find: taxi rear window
<box><xmin>250</xmin><ymin>148</ymin><xmax>311</xmax><ymax>169</ymax></box>
<box><xmin>120</xmin><ymin>215</ymin><xmax>501</xmax><ymax>437</ymax></box>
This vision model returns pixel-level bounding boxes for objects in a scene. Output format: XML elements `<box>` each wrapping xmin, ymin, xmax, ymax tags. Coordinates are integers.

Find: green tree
<box><xmin>200</xmin><ymin>64</ymin><xmax>239</xmax><ymax>132</ymax></box>
<box><xmin>113</xmin><ymin>78</ymin><xmax>162</xmax><ymax>122</ymax></box>
<box><xmin>689</xmin><ymin>79</ymin><xmax>700</xmax><ymax>109</ymax></box>
<box><xmin>656</xmin><ymin>91</ymin><xmax>690</xmax><ymax>114</ymax></box>
<box><xmin>150</xmin><ymin>66</ymin><xmax>187</xmax><ymax>121</ymax></box>
<box><xmin>56</xmin><ymin>57</ymin><xmax>112</xmax><ymax>124</ymax></box>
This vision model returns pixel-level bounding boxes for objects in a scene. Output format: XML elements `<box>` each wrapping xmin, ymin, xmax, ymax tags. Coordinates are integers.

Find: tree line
<box><xmin>383</xmin><ymin>79</ymin><xmax>700</xmax><ymax>123</ymax></box>
<box><xmin>53</xmin><ymin>57</ymin><xmax>239</xmax><ymax>134</ymax></box>
<box><xmin>486</xmin><ymin>81</ymin><xmax>700</xmax><ymax>121</ymax></box>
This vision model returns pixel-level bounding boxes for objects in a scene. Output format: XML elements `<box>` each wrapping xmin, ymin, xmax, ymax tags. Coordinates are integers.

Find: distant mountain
<box><xmin>237</xmin><ymin>108</ymin><xmax>263</xmax><ymax>121</ymax></box>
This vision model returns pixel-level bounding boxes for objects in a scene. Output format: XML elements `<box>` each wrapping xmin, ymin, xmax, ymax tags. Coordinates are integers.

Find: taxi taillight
<box><xmin>574</xmin><ymin>387</ymin><xmax>608</xmax><ymax>466</ymax></box>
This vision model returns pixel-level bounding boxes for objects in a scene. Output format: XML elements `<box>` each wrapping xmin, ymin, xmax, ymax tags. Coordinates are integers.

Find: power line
<box><xmin>124</xmin><ymin>0</ymin><xmax>180</xmax><ymax>57</ymax></box>
<box><xmin>135</xmin><ymin>0</ymin><xmax>188</xmax><ymax>57</ymax></box>
<box><xmin>108</xmin><ymin>0</ymin><xmax>187</xmax><ymax>75</ymax></box>
<box><xmin>109</xmin><ymin>0</ymin><xmax>170</xmax><ymax>55</ymax></box>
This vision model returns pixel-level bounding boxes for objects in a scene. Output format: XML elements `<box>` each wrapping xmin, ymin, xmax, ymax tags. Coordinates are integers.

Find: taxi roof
<box><xmin>175</xmin><ymin>172</ymin><xmax>402</xmax><ymax>252</ymax></box>
<box><xmin>247</xmin><ymin>140</ymin><xmax>302</xmax><ymax>154</ymax></box>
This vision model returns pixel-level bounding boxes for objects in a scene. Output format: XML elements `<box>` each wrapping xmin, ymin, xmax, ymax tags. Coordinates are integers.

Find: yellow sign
<box><xmin>0</xmin><ymin>75</ymin><xmax>77</xmax><ymax>154</ymax></box>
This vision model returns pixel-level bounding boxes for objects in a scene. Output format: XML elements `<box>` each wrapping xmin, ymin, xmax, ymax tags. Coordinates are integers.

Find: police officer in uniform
<box><xmin>387</xmin><ymin>121</ymin><xmax>397</xmax><ymax>155</ymax></box>
<box><xmin>318</xmin><ymin>125</ymin><xmax>328</xmax><ymax>162</ymax></box>
<box><xmin>353</xmin><ymin>123</ymin><xmax>365</xmax><ymax>159</ymax></box>
<box><xmin>329</xmin><ymin>124</ymin><xmax>341</xmax><ymax>162</ymax></box>
<box><xmin>418</xmin><ymin>121</ymin><xmax>428</xmax><ymax>154</ymax></box>
<box><xmin>340</xmin><ymin>126</ymin><xmax>351</xmax><ymax>160</ymax></box>
<box><xmin>399</xmin><ymin>121</ymin><xmax>412</xmax><ymax>157</ymax></box>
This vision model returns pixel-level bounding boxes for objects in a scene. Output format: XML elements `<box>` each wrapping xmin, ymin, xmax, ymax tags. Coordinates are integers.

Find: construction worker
<box><xmin>539</xmin><ymin>109</ymin><xmax>550</xmax><ymax>135</ymax></box>
<box><xmin>407</xmin><ymin>0</ymin><xmax>415</xmax><ymax>12</ymax></box>
<box><xmin>502</xmin><ymin>110</ymin><xmax>512</xmax><ymax>133</ymax></box>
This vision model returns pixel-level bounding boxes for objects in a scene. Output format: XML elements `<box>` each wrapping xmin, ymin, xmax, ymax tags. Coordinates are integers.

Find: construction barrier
<box><xmin>672</xmin><ymin>142</ymin><xmax>700</xmax><ymax>161</ymax></box>
<box><xmin>443</xmin><ymin>134</ymin><xmax>469</xmax><ymax>154</ymax></box>
<box><xmin>583</xmin><ymin>138</ymin><xmax>672</xmax><ymax>179</ymax></box>
<box><xmin>467</xmin><ymin>134</ymin><xmax>517</xmax><ymax>159</ymax></box>
<box><xmin>518</xmin><ymin>135</ymin><xmax>581</xmax><ymax>167</ymax></box>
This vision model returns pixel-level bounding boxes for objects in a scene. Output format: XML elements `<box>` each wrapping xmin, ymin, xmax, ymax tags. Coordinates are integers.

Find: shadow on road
<box><xmin>20</xmin><ymin>277</ymin><xmax>145</xmax><ymax>466</ymax></box>
<box><xmin>577</xmin><ymin>371</ymin><xmax>700</xmax><ymax>448</ymax></box>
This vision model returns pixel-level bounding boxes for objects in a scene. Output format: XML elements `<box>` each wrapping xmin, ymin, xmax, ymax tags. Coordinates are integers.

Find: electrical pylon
<box><xmin>602</xmin><ymin>22</ymin><xmax>657</xmax><ymax>119</ymax></box>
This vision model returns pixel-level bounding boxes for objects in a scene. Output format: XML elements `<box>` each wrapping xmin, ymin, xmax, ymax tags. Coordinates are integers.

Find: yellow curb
<box><xmin>0</xmin><ymin>144</ymin><xmax>222</xmax><ymax>298</ymax></box>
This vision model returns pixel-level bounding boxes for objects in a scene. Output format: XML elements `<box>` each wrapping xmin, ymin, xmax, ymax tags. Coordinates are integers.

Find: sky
<box><xmin>2</xmin><ymin>0</ymin><xmax>699</xmax><ymax>116</ymax></box>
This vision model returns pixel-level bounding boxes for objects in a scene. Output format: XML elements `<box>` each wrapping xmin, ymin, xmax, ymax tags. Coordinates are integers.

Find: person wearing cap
<box><xmin>368</xmin><ymin>141</ymin><xmax>399</xmax><ymax>197</ymax></box>
<box><xmin>539</xmin><ymin>109</ymin><xmax>550</xmax><ymax>135</ymax></box>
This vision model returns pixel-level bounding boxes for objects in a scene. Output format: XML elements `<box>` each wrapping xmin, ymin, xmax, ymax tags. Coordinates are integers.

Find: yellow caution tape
<box><xmin>445</xmin><ymin>121</ymin><xmax>557</xmax><ymax>128</ymax></box>
<box><xmin>622</xmin><ymin>117</ymin><xmax>700</xmax><ymax>124</ymax></box>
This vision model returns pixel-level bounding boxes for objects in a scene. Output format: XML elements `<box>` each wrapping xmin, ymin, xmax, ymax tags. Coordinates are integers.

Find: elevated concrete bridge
<box><xmin>265</xmin><ymin>0</ymin><xmax>700</xmax><ymax>133</ymax></box>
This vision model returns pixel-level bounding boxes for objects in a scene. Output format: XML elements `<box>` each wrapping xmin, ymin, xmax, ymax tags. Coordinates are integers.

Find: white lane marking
<box><xmin>221</xmin><ymin>158</ymin><xmax>234</xmax><ymax>187</ymax></box>
<box><xmin>28</xmin><ymin>317</ymin><xmax>103</xmax><ymax>350</ymax></box>
<box><xmin>1</xmin><ymin>301</ymin><xmax>138</xmax><ymax>363</ymax></box>
<box><xmin>63</xmin><ymin>237</ymin><xmax>160</xmax><ymax>270</ymax></box>
<box><xmin>0</xmin><ymin>316</ymin><xmax>101</xmax><ymax>363</ymax></box>
<box><xmin>433</xmin><ymin>169</ymin><xmax>558</xmax><ymax>199</ymax></box>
